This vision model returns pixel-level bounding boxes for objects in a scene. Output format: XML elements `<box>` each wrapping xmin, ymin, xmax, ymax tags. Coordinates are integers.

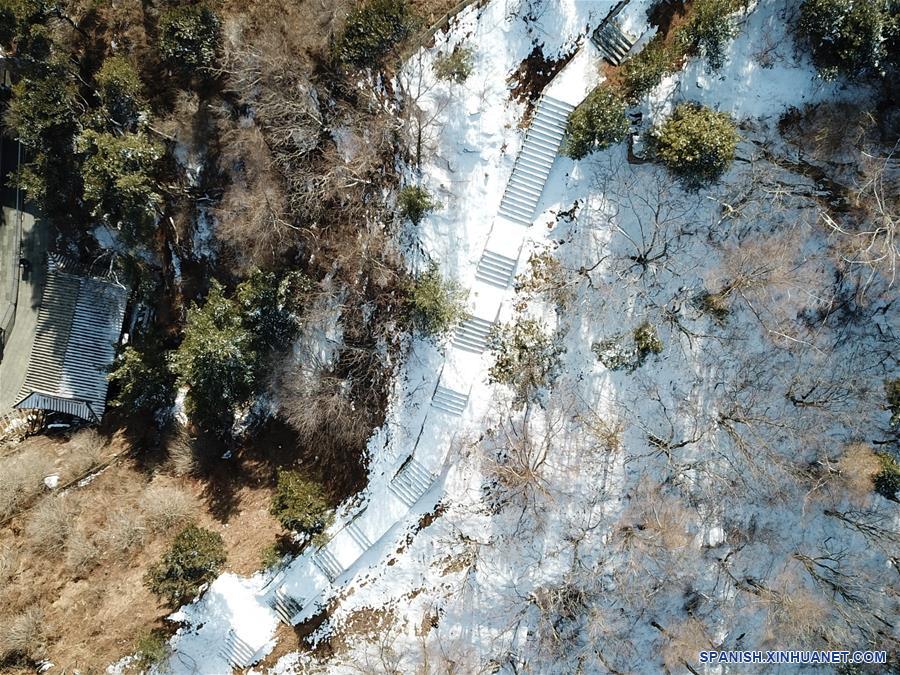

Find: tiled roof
<box><xmin>14</xmin><ymin>259</ymin><xmax>128</xmax><ymax>422</ymax></box>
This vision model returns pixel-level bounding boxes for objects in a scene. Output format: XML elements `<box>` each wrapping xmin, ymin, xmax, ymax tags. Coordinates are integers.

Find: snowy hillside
<box><xmin>156</xmin><ymin>0</ymin><xmax>897</xmax><ymax>672</ymax></box>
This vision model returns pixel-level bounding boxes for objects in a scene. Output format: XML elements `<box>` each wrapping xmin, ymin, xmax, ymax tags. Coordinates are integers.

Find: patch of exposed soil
<box><xmin>509</xmin><ymin>44</ymin><xmax>579</xmax><ymax>124</ymax></box>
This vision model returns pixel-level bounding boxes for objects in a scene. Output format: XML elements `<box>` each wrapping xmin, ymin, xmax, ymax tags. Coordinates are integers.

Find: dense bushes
<box><xmin>874</xmin><ymin>452</ymin><xmax>900</xmax><ymax>500</ymax></box>
<box><xmin>170</xmin><ymin>272</ymin><xmax>304</xmax><ymax>432</ymax></box>
<box><xmin>335</xmin><ymin>0</ymin><xmax>415</xmax><ymax>67</ymax></box>
<box><xmin>679</xmin><ymin>0</ymin><xmax>742</xmax><ymax>70</ymax></box>
<box><xmin>797</xmin><ymin>0</ymin><xmax>893</xmax><ymax>78</ymax></box>
<box><xmin>158</xmin><ymin>4</ymin><xmax>221</xmax><ymax>73</ymax></box>
<box><xmin>77</xmin><ymin>130</ymin><xmax>163</xmax><ymax>235</ymax></box>
<box><xmin>562</xmin><ymin>86</ymin><xmax>629</xmax><ymax>159</ymax></box>
<box><xmin>488</xmin><ymin>318</ymin><xmax>564</xmax><ymax>407</ymax></box>
<box><xmin>145</xmin><ymin>525</ymin><xmax>226</xmax><ymax>606</ymax></box>
<box><xmin>650</xmin><ymin>103</ymin><xmax>738</xmax><ymax>185</ymax></box>
<box><xmin>434</xmin><ymin>45</ymin><xmax>475</xmax><ymax>83</ymax></box>
<box><xmin>95</xmin><ymin>56</ymin><xmax>144</xmax><ymax>126</ymax></box>
<box><xmin>398</xmin><ymin>184</ymin><xmax>438</xmax><ymax>224</ymax></box>
<box><xmin>270</xmin><ymin>470</ymin><xmax>333</xmax><ymax>539</ymax></box>
<box><xmin>592</xmin><ymin>322</ymin><xmax>665</xmax><ymax>372</ymax></box>
<box><xmin>406</xmin><ymin>266</ymin><xmax>468</xmax><ymax>338</ymax></box>
<box><xmin>622</xmin><ymin>39</ymin><xmax>679</xmax><ymax>100</ymax></box>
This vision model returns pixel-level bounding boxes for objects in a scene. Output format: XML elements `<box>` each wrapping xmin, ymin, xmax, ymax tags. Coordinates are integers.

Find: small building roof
<box><xmin>14</xmin><ymin>255</ymin><xmax>128</xmax><ymax>422</ymax></box>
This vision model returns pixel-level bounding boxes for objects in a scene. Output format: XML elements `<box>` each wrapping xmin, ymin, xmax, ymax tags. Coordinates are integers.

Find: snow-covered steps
<box><xmin>268</xmin><ymin>586</ymin><xmax>304</xmax><ymax>625</ymax></box>
<box><xmin>431</xmin><ymin>384</ymin><xmax>469</xmax><ymax>416</ymax></box>
<box><xmin>389</xmin><ymin>457</ymin><xmax>437</xmax><ymax>507</ymax></box>
<box><xmin>219</xmin><ymin>629</ymin><xmax>261</xmax><ymax>669</ymax></box>
<box><xmin>498</xmin><ymin>96</ymin><xmax>574</xmax><ymax>225</ymax></box>
<box><xmin>452</xmin><ymin>315</ymin><xmax>495</xmax><ymax>354</ymax></box>
<box><xmin>346</xmin><ymin>517</ymin><xmax>373</xmax><ymax>551</ymax></box>
<box><xmin>476</xmin><ymin>250</ymin><xmax>518</xmax><ymax>288</ymax></box>
<box><xmin>312</xmin><ymin>546</ymin><xmax>344</xmax><ymax>583</ymax></box>
<box><xmin>591</xmin><ymin>20</ymin><xmax>637</xmax><ymax>66</ymax></box>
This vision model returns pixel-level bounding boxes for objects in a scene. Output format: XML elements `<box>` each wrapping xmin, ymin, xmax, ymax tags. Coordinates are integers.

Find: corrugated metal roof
<box><xmin>14</xmin><ymin>261</ymin><xmax>128</xmax><ymax>422</ymax></box>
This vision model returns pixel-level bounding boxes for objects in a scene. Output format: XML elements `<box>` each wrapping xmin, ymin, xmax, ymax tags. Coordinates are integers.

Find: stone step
<box><xmin>389</xmin><ymin>457</ymin><xmax>436</xmax><ymax>507</ymax></box>
<box><xmin>346</xmin><ymin>518</ymin><xmax>372</xmax><ymax>551</ymax></box>
<box><xmin>219</xmin><ymin>629</ymin><xmax>258</xmax><ymax>669</ymax></box>
<box><xmin>269</xmin><ymin>586</ymin><xmax>304</xmax><ymax>625</ymax></box>
<box><xmin>431</xmin><ymin>385</ymin><xmax>469</xmax><ymax>416</ymax></box>
<box><xmin>312</xmin><ymin>546</ymin><xmax>343</xmax><ymax>582</ymax></box>
<box><xmin>476</xmin><ymin>250</ymin><xmax>518</xmax><ymax>287</ymax></box>
<box><xmin>452</xmin><ymin>316</ymin><xmax>494</xmax><ymax>353</ymax></box>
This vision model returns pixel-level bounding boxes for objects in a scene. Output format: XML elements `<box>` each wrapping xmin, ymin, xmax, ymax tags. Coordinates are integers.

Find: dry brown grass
<box><xmin>25</xmin><ymin>496</ymin><xmax>75</xmax><ymax>556</ymax></box>
<box><xmin>144</xmin><ymin>483</ymin><xmax>197</xmax><ymax>533</ymax></box>
<box><xmin>0</xmin><ymin>452</ymin><xmax>54</xmax><ymax>522</ymax></box>
<box><xmin>66</xmin><ymin>429</ymin><xmax>107</xmax><ymax>478</ymax></box>
<box><xmin>0</xmin><ymin>546</ymin><xmax>19</xmax><ymax>587</ymax></box>
<box><xmin>98</xmin><ymin>507</ymin><xmax>149</xmax><ymax>555</ymax></box>
<box><xmin>164</xmin><ymin>426</ymin><xmax>199</xmax><ymax>477</ymax></box>
<box><xmin>0</xmin><ymin>605</ymin><xmax>48</xmax><ymax>664</ymax></box>
<box><xmin>64</xmin><ymin>528</ymin><xmax>100</xmax><ymax>578</ymax></box>
<box><xmin>619</xmin><ymin>481</ymin><xmax>696</xmax><ymax>553</ymax></box>
<box><xmin>763</xmin><ymin>581</ymin><xmax>831</xmax><ymax>648</ymax></box>
<box><xmin>661</xmin><ymin>618</ymin><xmax>710</xmax><ymax>670</ymax></box>
<box><xmin>836</xmin><ymin>442</ymin><xmax>881</xmax><ymax>500</ymax></box>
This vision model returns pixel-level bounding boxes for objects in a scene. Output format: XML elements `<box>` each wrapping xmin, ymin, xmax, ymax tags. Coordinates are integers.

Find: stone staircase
<box><xmin>591</xmin><ymin>20</ymin><xmax>637</xmax><ymax>66</ymax></box>
<box><xmin>498</xmin><ymin>96</ymin><xmax>575</xmax><ymax>225</ymax></box>
<box><xmin>452</xmin><ymin>315</ymin><xmax>495</xmax><ymax>354</ymax></box>
<box><xmin>346</xmin><ymin>518</ymin><xmax>373</xmax><ymax>551</ymax></box>
<box><xmin>475</xmin><ymin>249</ymin><xmax>518</xmax><ymax>288</ymax></box>
<box><xmin>431</xmin><ymin>385</ymin><xmax>469</xmax><ymax>416</ymax></box>
<box><xmin>268</xmin><ymin>586</ymin><xmax>304</xmax><ymax>625</ymax></box>
<box><xmin>389</xmin><ymin>457</ymin><xmax>437</xmax><ymax>507</ymax></box>
<box><xmin>312</xmin><ymin>545</ymin><xmax>344</xmax><ymax>582</ymax></box>
<box><xmin>219</xmin><ymin>629</ymin><xmax>260</xmax><ymax>669</ymax></box>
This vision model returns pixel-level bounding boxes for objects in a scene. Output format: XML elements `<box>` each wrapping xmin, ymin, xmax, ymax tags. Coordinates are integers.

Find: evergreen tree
<box><xmin>651</xmin><ymin>103</ymin><xmax>738</xmax><ymax>185</ymax></box>
<box><xmin>170</xmin><ymin>282</ymin><xmax>259</xmax><ymax>432</ymax></box>
<box><xmin>406</xmin><ymin>265</ymin><xmax>468</xmax><ymax>338</ymax></box>
<box><xmin>158</xmin><ymin>3</ymin><xmax>222</xmax><ymax>73</ymax></box>
<box><xmin>563</xmin><ymin>86</ymin><xmax>629</xmax><ymax>159</ymax></box>
<box><xmin>95</xmin><ymin>55</ymin><xmax>144</xmax><ymax>127</ymax></box>
<box><xmin>334</xmin><ymin>0</ymin><xmax>414</xmax><ymax>67</ymax></box>
<box><xmin>270</xmin><ymin>470</ymin><xmax>333</xmax><ymax>538</ymax></box>
<box><xmin>798</xmin><ymin>0</ymin><xmax>890</xmax><ymax>78</ymax></box>
<box><xmin>77</xmin><ymin>129</ymin><xmax>163</xmax><ymax>236</ymax></box>
<box><xmin>145</xmin><ymin>525</ymin><xmax>226</xmax><ymax>606</ymax></box>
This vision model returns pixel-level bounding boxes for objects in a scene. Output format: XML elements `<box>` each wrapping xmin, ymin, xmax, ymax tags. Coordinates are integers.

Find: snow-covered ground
<box><xmin>150</xmin><ymin>0</ymin><xmax>896</xmax><ymax>672</ymax></box>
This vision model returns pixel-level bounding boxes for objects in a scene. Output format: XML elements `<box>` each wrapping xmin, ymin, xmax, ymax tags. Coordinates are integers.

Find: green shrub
<box><xmin>145</xmin><ymin>525</ymin><xmax>226</xmax><ymax>606</ymax></box>
<box><xmin>633</xmin><ymin>322</ymin><xmax>663</xmax><ymax>359</ymax></box>
<box><xmin>134</xmin><ymin>630</ymin><xmax>169</xmax><ymax>669</ymax></box>
<box><xmin>874</xmin><ymin>452</ymin><xmax>900</xmax><ymax>500</ymax></box>
<box><xmin>622</xmin><ymin>39</ymin><xmax>680</xmax><ymax>100</ymax></box>
<box><xmin>797</xmin><ymin>0</ymin><xmax>889</xmax><ymax>78</ymax></box>
<box><xmin>406</xmin><ymin>265</ymin><xmax>468</xmax><ymax>338</ymax></box>
<box><xmin>108</xmin><ymin>344</ymin><xmax>176</xmax><ymax>419</ymax></box>
<box><xmin>593</xmin><ymin>322</ymin><xmax>664</xmax><ymax>372</ymax></box>
<box><xmin>398</xmin><ymin>184</ymin><xmax>438</xmax><ymax>225</ymax></box>
<box><xmin>887</xmin><ymin>378</ymin><xmax>900</xmax><ymax>429</ymax></box>
<box><xmin>170</xmin><ymin>281</ymin><xmax>258</xmax><ymax>432</ymax></box>
<box><xmin>696</xmin><ymin>291</ymin><xmax>730</xmax><ymax>323</ymax></box>
<box><xmin>678</xmin><ymin>0</ymin><xmax>741</xmax><ymax>70</ymax></box>
<box><xmin>434</xmin><ymin>45</ymin><xmax>474</xmax><ymax>83</ymax></box>
<box><xmin>488</xmin><ymin>318</ymin><xmax>564</xmax><ymax>407</ymax></box>
<box><xmin>158</xmin><ymin>4</ymin><xmax>221</xmax><ymax>72</ymax></box>
<box><xmin>651</xmin><ymin>103</ymin><xmax>738</xmax><ymax>185</ymax></box>
<box><xmin>562</xmin><ymin>86</ymin><xmax>629</xmax><ymax>159</ymax></box>
<box><xmin>96</xmin><ymin>55</ymin><xmax>143</xmax><ymax>126</ymax></box>
<box><xmin>77</xmin><ymin>129</ymin><xmax>164</xmax><ymax>234</ymax></box>
<box><xmin>270</xmin><ymin>470</ymin><xmax>333</xmax><ymax>538</ymax></box>
<box><xmin>335</xmin><ymin>0</ymin><xmax>415</xmax><ymax>67</ymax></box>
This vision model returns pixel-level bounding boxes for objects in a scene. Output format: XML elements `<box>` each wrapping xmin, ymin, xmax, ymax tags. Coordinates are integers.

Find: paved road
<box><xmin>0</xmin><ymin>206</ymin><xmax>46</xmax><ymax>412</ymax></box>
